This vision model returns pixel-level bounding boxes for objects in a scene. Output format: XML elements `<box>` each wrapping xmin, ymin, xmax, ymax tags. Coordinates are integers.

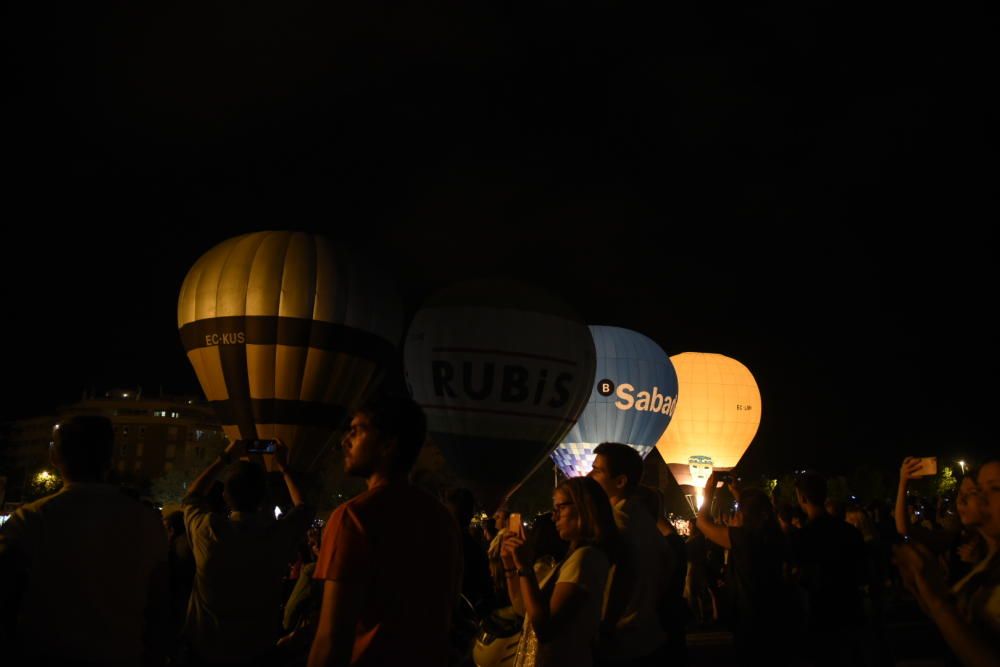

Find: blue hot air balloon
<box><xmin>551</xmin><ymin>325</ymin><xmax>678</xmax><ymax>478</ymax></box>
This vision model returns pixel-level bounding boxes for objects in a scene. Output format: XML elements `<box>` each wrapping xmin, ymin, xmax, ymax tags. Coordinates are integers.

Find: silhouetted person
<box><xmin>183</xmin><ymin>438</ymin><xmax>313</xmax><ymax>666</ymax></box>
<box><xmin>307</xmin><ymin>394</ymin><xmax>462</xmax><ymax>667</ymax></box>
<box><xmin>635</xmin><ymin>484</ymin><xmax>688</xmax><ymax>666</ymax></box>
<box><xmin>445</xmin><ymin>487</ymin><xmax>494</xmax><ymax>613</ymax></box>
<box><xmin>0</xmin><ymin>415</ymin><xmax>169</xmax><ymax>666</ymax></box>
<box><xmin>589</xmin><ymin>442</ymin><xmax>666</xmax><ymax>667</ymax></box>
<box><xmin>685</xmin><ymin>524</ymin><xmax>717</xmax><ymax>627</ymax></box>
<box><xmin>825</xmin><ymin>498</ymin><xmax>847</xmax><ymax>523</ymax></box>
<box><xmin>276</xmin><ymin>527</ymin><xmax>325</xmax><ymax>662</ymax></box>
<box><xmin>792</xmin><ymin>472</ymin><xmax>867</xmax><ymax>666</ymax></box>
<box><xmin>698</xmin><ymin>475</ymin><xmax>786</xmax><ymax>667</ymax></box>
<box><xmin>164</xmin><ymin>509</ymin><xmax>196</xmax><ymax>656</ymax></box>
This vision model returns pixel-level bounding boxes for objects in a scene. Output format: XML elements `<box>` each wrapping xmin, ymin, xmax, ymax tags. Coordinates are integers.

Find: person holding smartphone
<box><xmin>895</xmin><ymin>456</ymin><xmax>985</xmax><ymax>584</ymax></box>
<box><xmin>697</xmin><ymin>472</ymin><xmax>787</xmax><ymax>667</ymax></box>
<box><xmin>894</xmin><ymin>456</ymin><xmax>937</xmax><ymax>539</ymax></box>
<box><xmin>501</xmin><ymin>477</ymin><xmax>623</xmax><ymax>667</ymax></box>
<box><xmin>896</xmin><ymin>458</ymin><xmax>1000</xmax><ymax>667</ymax></box>
<box><xmin>182</xmin><ymin>437</ymin><xmax>314</xmax><ymax>665</ymax></box>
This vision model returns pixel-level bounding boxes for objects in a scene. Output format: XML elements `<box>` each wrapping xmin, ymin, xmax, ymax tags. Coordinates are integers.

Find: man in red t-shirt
<box><xmin>308</xmin><ymin>394</ymin><xmax>462</xmax><ymax>667</ymax></box>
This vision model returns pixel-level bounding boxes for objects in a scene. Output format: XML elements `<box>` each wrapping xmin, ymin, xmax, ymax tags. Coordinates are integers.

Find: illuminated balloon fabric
<box><xmin>178</xmin><ymin>231</ymin><xmax>402</xmax><ymax>471</ymax></box>
<box><xmin>654</xmin><ymin>352</ymin><xmax>761</xmax><ymax>487</ymax></box>
<box><xmin>404</xmin><ymin>282</ymin><xmax>596</xmax><ymax>509</ymax></box>
<box><xmin>551</xmin><ymin>326</ymin><xmax>678</xmax><ymax>478</ymax></box>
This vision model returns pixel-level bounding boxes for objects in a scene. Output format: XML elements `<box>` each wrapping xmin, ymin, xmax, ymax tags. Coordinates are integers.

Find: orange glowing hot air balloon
<box><xmin>655</xmin><ymin>352</ymin><xmax>761</xmax><ymax>509</ymax></box>
<box><xmin>177</xmin><ymin>231</ymin><xmax>402</xmax><ymax>471</ymax></box>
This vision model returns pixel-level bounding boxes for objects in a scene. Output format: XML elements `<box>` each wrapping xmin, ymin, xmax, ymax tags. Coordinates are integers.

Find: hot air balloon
<box><xmin>551</xmin><ymin>326</ymin><xmax>678</xmax><ymax>478</ymax></box>
<box><xmin>654</xmin><ymin>352</ymin><xmax>761</xmax><ymax>509</ymax></box>
<box><xmin>177</xmin><ymin>231</ymin><xmax>402</xmax><ymax>472</ymax></box>
<box><xmin>404</xmin><ymin>281</ymin><xmax>596</xmax><ymax>510</ymax></box>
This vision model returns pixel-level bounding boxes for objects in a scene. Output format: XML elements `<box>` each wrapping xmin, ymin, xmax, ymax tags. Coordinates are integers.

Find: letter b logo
<box><xmin>597</xmin><ymin>379</ymin><xmax>615</xmax><ymax>397</ymax></box>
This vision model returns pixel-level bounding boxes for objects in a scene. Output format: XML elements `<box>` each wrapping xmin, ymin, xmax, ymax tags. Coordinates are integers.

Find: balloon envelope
<box><xmin>552</xmin><ymin>326</ymin><xmax>678</xmax><ymax>478</ymax></box>
<box><xmin>404</xmin><ymin>281</ymin><xmax>596</xmax><ymax>509</ymax></box>
<box><xmin>177</xmin><ymin>231</ymin><xmax>402</xmax><ymax>471</ymax></box>
<box><xmin>654</xmin><ymin>352</ymin><xmax>761</xmax><ymax>487</ymax></box>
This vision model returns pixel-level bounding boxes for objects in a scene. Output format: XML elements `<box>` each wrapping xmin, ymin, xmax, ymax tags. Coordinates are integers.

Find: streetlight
<box><xmin>959</xmin><ymin>460</ymin><xmax>966</xmax><ymax>476</ymax></box>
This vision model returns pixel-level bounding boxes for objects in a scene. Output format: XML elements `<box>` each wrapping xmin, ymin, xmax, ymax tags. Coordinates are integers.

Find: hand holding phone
<box><xmin>239</xmin><ymin>439</ymin><xmax>278</xmax><ymax>455</ymax></box>
<box><xmin>268</xmin><ymin>439</ymin><xmax>289</xmax><ymax>471</ymax></box>
<box><xmin>508</xmin><ymin>513</ymin><xmax>523</xmax><ymax>537</ymax></box>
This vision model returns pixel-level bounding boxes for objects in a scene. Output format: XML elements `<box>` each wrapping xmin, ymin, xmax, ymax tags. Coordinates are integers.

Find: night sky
<box><xmin>1</xmin><ymin>3</ymin><xmax>992</xmax><ymax>476</ymax></box>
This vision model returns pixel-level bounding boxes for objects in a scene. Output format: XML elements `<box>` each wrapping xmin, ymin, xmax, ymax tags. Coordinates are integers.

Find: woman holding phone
<box><xmin>500</xmin><ymin>477</ymin><xmax>622</xmax><ymax>667</ymax></box>
<box><xmin>896</xmin><ymin>456</ymin><xmax>986</xmax><ymax>583</ymax></box>
<box><xmin>896</xmin><ymin>458</ymin><xmax>1000</xmax><ymax>667</ymax></box>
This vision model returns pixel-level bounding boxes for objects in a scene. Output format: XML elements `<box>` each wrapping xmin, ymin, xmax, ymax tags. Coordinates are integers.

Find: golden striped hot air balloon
<box><xmin>178</xmin><ymin>231</ymin><xmax>402</xmax><ymax>471</ymax></box>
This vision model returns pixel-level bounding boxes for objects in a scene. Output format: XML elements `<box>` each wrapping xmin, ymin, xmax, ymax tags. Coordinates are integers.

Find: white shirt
<box><xmin>517</xmin><ymin>545</ymin><xmax>611</xmax><ymax>667</ymax></box>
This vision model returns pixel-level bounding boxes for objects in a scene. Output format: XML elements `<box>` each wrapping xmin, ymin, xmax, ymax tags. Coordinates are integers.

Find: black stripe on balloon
<box><xmin>179</xmin><ymin>316</ymin><xmax>397</xmax><ymax>365</ymax></box>
<box><xmin>211</xmin><ymin>399</ymin><xmax>349</xmax><ymax>427</ymax></box>
<box><xmin>218</xmin><ymin>342</ymin><xmax>258</xmax><ymax>440</ymax></box>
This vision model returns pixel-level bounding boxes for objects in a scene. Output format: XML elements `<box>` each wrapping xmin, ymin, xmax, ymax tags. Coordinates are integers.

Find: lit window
<box><xmin>171</xmin><ymin>411</ymin><xmax>180</xmax><ymax>419</ymax></box>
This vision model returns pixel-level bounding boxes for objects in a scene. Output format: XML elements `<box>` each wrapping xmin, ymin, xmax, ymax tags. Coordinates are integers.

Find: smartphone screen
<box><xmin>914</xmin><ymin>457</ymin><xmax>938</xmax><ymax>477</ymax></box>
<box><xmin>241</xmin><ymin>439</ymin><xmax>277</xmax><ymax>454</ymax></box>
<box><xmin>508</xmin><ymin>513</ymin><xmax>522</xmax><ymax>535</ymax></box>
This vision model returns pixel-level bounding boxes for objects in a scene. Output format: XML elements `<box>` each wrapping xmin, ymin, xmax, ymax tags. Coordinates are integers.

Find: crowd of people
<box><xmin>0</xmin><ymin>402</ymin><xmax>997</xmax><ymax>667</ymax></box>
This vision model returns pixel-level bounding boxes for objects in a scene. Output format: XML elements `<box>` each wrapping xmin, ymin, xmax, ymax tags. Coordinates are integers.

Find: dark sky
<box><xmin>1</xmin><ymin>2</ymin><xmax>992</xmax><ymax>475</ymax></box>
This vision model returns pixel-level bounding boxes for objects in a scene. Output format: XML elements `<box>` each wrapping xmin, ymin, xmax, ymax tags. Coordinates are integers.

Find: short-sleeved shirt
<box><xmin>182</xmin><ymin>495</ymin><xmax>314</xmax><ymax>662</ymax></box>
<box><xmin>314</xmin><ymin>482</ymin><xmax>462</xmax><ymax>666</ymax></box>
<box><xmin>0</xmin><ymin>483</ymin><xmax>166</xmax><ymax>664</ymax></box>
<box><xmin>518</xmin><ymin>545</ymin><xmax>611</xmax><ymax>667</ymax></box>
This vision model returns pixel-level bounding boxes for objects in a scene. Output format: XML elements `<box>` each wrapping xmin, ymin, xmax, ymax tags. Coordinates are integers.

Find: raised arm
<box><xmin>186</xmin><ymin>439</ymin><xmax>241</xmax><ymax>498</ymax></box>
<box><xmin>895</xmin><ymin>457</ymin><xmax>923</xmax><ymax>537</ymax></box>
<box><xmin>499</xmin><ymin>532</ymin><xmax>524</xmax><ymax>614</ymax></box>
<box><xmin>270</xmin><ymin>440</ymin><xmax>305</xmax><ymax>508</ymax></box>
<box><xmin>696</xmin><ymin>473</ymin><xmax>732</xmax><ymax>550</ymax></box>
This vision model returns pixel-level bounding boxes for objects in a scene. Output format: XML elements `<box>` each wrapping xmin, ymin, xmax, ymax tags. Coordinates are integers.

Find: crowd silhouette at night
<box><xmin>1</xmin><ymin>401</ymin><xmax>998</xmax><ymax>667</ymax></box>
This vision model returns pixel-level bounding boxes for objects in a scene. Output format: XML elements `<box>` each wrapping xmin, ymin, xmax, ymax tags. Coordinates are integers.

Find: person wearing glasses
<box><xmin>501</xmin><ymin>476</ymin><xmax>624</xmax><ymax>667</ymax></box>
